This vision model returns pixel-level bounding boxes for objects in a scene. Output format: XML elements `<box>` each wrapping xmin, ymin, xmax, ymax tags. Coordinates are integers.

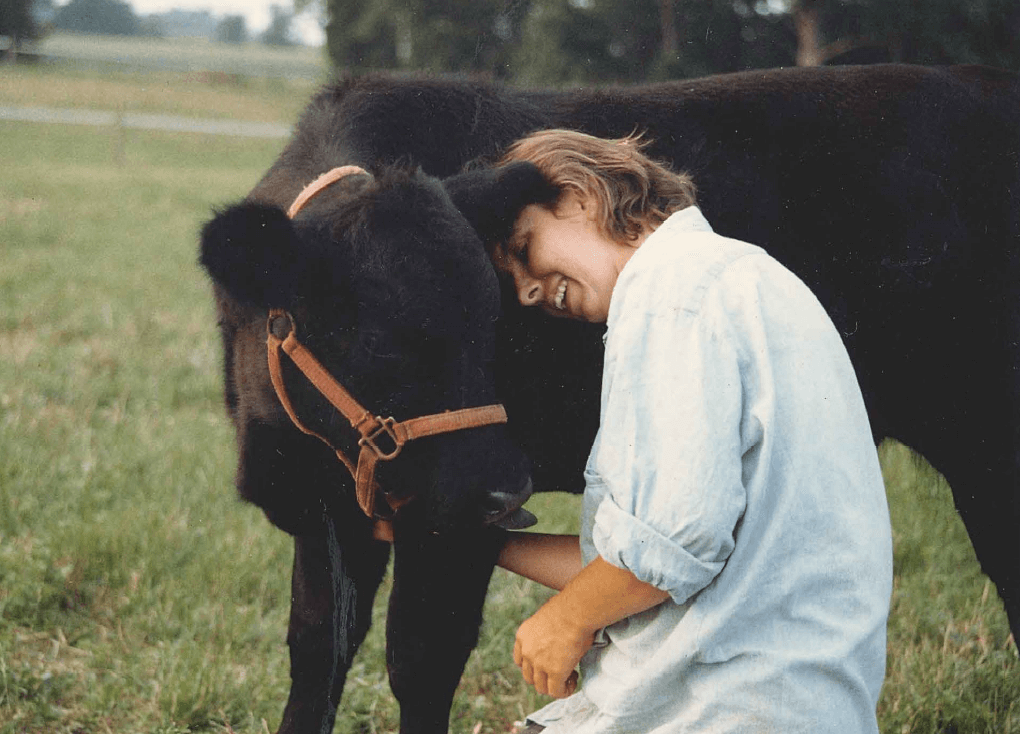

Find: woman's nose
<box><xmin>516</xmin><ymin>275</ymin><xmax>543</xmax><ymax>306</ymax></box>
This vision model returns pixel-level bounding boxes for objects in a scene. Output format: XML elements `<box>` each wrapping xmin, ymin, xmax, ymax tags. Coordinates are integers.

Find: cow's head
<box><xmin>200</xmin><ymin>165</ymin><xmax>534</xmax><ymax>534</ymax></box>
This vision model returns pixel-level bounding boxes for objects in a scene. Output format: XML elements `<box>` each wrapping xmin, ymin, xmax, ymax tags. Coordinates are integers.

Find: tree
<box><xmin>1</xmin><ymin>0</ymin><xmax>48</xmax><ymax>57</ymax></box>
<box><xmin>325</xmin><ymin>0</ymin><xmax>529</xmax><ymax>76</ymax></box>
<box><xmin>216</xmin><ymin>14</ymin><xmax>247</xmax><ymax>44</ymax></box>
<box><xmin>323</xmin><ymin>0</ymin><xmax>1020</xmax><ymax>83</ymax></box>
<box><xmin>514</xmin><ymin>0</ymin><xmax>795</xmax><ymax>84</ymax></box>
<box><xmin>53</xmin><ymin>0</ymin><xmax>139</xmax><ymax>35</ymax></box>
<box><xmin>791</xmin><ymin>0</ymin><xmax>1020</xmax><ymax>69</ymax></box>
<box><xmin>402</xmin><ymin>0</ymin><xmax>524</xmax><ymax>72</ymax></box>
<box><xmin>512</xmin><ymin>0</ymin><xmax>658</xmax><ymax>84</ymax></box>
<box><xmin>261</xmin><ymin>4</ymin><xmax>295</xmax><ymax>46</ymax></box>
<box><xmin>326</xmin><ymin>0</ymin><xmax>399</xmax><ymax>68</ymax></box>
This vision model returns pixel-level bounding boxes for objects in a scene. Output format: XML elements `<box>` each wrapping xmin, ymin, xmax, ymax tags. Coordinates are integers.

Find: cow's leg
<box><xmin>386</xmin><ymin>522</ymin><xmax>505</xmax><ymax>734</ymax></box>
<box><xmin>871</xmin><ymin>294</ymin><xmax>1020</xmax><ymax>646</ymax></box>
<box><xmin>277</xmin><ymin>517</ymin><xmax>391</xmax><ymax>734</ymax></box>
<box><xmin>946</xmin><ymin>342</ymin><xmax>1020</xmax><ymax>644</ymax></box>
<box><xmin>937</xmin><ymin>447</ymin><xmax>1020</xmax><ymax>645</ymax></box>
<box><xmin>940</xmin><ymin>464</ymin><xmax>1020</xmax><ymax>643</ymax></box>
<box><xmin>905</xmin><ymin>373</ymin><xmax>1020</xmax><ymax>647</ymax></box>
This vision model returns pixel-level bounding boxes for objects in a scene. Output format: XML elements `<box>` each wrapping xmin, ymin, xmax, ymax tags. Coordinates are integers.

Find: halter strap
<box><xmin>267</xmin><ymin>310</ymin><xmax>508</xmax><ymax>519</ymax></box>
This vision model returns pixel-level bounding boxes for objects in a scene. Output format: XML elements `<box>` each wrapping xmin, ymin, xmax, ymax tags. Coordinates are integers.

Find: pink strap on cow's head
<box><xmin>287</xmin><ymin>165</ymin><xmax>370</xmax><ymax>219</ymax></box>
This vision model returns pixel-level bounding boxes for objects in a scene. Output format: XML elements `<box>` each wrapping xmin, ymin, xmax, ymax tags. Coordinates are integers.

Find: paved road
<box><xmin>0</xmin><ymin>105</ymin><xmax>292</xmax><ymax>139</ymax></box>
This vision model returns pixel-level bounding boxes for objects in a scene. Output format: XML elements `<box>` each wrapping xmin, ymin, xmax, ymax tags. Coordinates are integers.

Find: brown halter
<box><xmin>266</xmin><ymin>166</ymin><xmax>509</xmax><ymax>526</ymax></box>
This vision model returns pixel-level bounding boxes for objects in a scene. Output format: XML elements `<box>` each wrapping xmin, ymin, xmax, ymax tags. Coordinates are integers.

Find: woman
<box><xmin>482</xmin><ymin>129</ymin><xmax>893</xmax><ymax>734</ymax></box>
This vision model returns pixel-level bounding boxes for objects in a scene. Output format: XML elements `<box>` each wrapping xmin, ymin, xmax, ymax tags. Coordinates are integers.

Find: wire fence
<box><xmin>0</xmin><ymin>105</ymin><xmax>292</xmax><ymax>138</ymax></box>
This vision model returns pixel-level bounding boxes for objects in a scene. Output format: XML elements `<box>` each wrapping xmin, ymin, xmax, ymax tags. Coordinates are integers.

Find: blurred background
<box><xmin>3</xmin><ymin>0</ymin><xmax>1020</xmax><ymax>82</ymax></box>
<box><xmin>2</xmin><ymin>2</ymin><xmax>1019</xmax><ymax>733</ymax></box>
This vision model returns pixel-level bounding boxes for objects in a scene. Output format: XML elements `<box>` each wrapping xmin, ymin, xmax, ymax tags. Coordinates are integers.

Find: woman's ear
<box><xmin>549</xmin><ymin>189</ymin><xmax>589</xmax><ymax>220</ymax></box>
<box><xmin>443</xmin><ymin>162</ymin><xmax>558</xmax><ymax>246</ymax></box>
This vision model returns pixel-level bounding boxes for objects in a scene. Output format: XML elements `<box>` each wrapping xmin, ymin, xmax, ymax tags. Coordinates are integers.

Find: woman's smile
<box><xmin>554</xmin><ymin>280</ymin><xmax>568</xmax><ymax>311</ymax></box>
<box><xmin>498</xmin><ymin>193</ymin><xmax>646</xmax><ymax>323</ymax></box>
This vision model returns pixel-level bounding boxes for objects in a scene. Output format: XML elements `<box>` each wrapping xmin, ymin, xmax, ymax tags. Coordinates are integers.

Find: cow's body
<box><xmin>216</xmin><ymin>64</ymin><xmax>1019</xmax><ymax>733</ymax></box>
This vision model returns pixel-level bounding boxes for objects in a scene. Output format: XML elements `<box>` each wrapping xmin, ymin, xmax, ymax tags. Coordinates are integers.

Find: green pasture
<box><xmin>1</xmin><ymin>59</ymin><xmax>319</xmax><ymax>123</ymax></box>
<box><xmin>0</xmin><ymin>69</ymin><xmax>1017</xmax><ymax>734</ymax></box>
<box><xmin>30</xmin><ymin>34</ymin><xmax>326</xmax><ymax>80</ymax></box>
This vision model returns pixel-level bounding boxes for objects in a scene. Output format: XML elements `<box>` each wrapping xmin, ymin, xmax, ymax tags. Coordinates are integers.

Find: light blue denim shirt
<box><xmin>530</xmin><ymin>207</ymin><xmax>892</xmax><ymax>733</ymax></box>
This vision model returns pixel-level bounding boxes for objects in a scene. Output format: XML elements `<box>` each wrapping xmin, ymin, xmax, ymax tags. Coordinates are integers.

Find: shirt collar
<box><xmin>618</xmin><ymin>206</ymin><xmax>714</xmax><ymax>283</ymax></box>
<box><xmin>645</xmin><ymin>206</ymin><xmax>714</xmax><ymax>245</ymax></box>
<box><xmin>603</xmin><ymin>207</ymin><xmax>713</xmax><ymax>344</ymax></box>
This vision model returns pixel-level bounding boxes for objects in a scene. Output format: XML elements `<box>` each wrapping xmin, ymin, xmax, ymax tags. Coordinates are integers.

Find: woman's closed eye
<box><xmin>515</xmin><ymin>240</ymin><xmax>532</xmax><ymax>267</ymax></box>
<box><xmin>505</xmin><ymin>230</ymin><xmax>530</xmax><ymax>266</ymax></box>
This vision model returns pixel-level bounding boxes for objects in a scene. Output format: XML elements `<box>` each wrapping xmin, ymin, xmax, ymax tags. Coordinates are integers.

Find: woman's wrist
<box><xmin>541</xmin><ymin>586</ymin><xmax>603</xmax><ymax>638</ymax></box>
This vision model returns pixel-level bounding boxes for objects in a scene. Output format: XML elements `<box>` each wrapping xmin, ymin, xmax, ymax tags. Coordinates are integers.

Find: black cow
<box><xmin>200</xmin><ymin>64</ymin><xmax>1020</xmax><ymax>734</ymax></box>
<box><xmin>200</xmin><ymin>165</ymin><xmax>537</xmax><ymax>732</ymax></box>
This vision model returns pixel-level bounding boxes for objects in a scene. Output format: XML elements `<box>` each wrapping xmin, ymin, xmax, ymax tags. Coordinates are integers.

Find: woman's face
<box><xmin>494</xmin><ymin>193</ymin><xmax>644</xmax><ymax>323</ymax></box>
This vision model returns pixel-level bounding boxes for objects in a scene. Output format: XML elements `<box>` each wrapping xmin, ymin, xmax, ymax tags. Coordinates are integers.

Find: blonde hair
<box><xmin>499</xmin><ymin>129</ymin><xmax>697</xmax><ymax>243</ymax></box>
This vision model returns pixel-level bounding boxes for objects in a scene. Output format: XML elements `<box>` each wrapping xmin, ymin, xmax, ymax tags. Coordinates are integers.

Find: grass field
<box><xmin>1</xmin><ymin>67</ymin><xmax>1018</xmax><ymax>734</ymax></box>
<box><xmin>2</xmin><ymin>38</ymin><xmax>324</xmax><ymax>123</ymax></box>
<box><xmin>30</xmin><ymin>33</ymin><xmax>327</xmax><ymax>83</ymax></box>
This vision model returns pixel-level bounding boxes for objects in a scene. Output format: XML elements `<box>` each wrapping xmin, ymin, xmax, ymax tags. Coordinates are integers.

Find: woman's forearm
<box><xmin>497</xmin><ymin>532</ymin><xmax>583</xmax><ymax>591</ymax></box>
<box><xmin>546</xmin><ymin>555</ymin><xmax>671</xmax><ymax>634</ymax></box>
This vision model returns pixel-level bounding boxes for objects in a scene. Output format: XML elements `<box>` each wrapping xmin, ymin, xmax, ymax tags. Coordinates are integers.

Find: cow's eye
<box><xmin>360</xmin><ymin>330</ymin><xmax>399</xmax><ymax>360</ymax></box>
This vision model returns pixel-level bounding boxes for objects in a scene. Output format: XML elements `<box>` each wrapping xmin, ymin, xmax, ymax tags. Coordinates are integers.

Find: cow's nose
<box><xmin>483</xmin><ymin>478</ymin><xmax>537</xmax><ymax>529</ymax></box>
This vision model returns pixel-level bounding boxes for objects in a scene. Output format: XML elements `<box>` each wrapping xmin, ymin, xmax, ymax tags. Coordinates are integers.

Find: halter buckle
<box><xmin>268</xmin><ymin>310</ymin><xmax>295</xmax><ymax>340</ymax></box>
<box><xmin>359</xmin><ymin>417</ymin><xmax>403</xmax><ymax>460</ymax></box>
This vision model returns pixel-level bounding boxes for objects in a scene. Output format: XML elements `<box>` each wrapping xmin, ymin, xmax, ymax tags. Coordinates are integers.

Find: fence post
<box><xmin>113</xmin><ymin>112</ymin><xmax>126</xmax><ymax>166</ymax></box>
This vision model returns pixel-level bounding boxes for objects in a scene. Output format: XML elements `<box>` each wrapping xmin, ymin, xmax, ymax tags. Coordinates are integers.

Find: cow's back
<box><xmin>515</xmin><ymin>65</ymin><xmax>1020</xmax><ymax>480</ymax></box>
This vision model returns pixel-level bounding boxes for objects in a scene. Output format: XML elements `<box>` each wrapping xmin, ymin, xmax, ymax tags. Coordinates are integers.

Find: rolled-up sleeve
<box><xmin>587</xmin><ymin>269</ymin><xmax>749</xmax><ymax>606</ymax></box>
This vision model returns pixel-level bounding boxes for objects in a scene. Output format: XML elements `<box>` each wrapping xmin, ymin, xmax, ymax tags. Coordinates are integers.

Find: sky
<box><xmin>127</xmin><ymin>0</ymin><xmax>326</xmax><ymax>45</ymax></box>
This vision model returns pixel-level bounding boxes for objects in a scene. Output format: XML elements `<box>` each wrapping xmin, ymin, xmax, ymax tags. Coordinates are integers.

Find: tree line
<box><xmin>1</xmin><ymin>0</ymin><xmax>298</xmax><ymax>52</ymax></box>
<box><xmin>5</xmin><ymin>0</ymin><xmax>1018</xmax><ymax>81</ymax></box>
<box><xmin>322</xmin><ymin>0</ymin><xmax>1020</xmax><ymax>83</ymax></box>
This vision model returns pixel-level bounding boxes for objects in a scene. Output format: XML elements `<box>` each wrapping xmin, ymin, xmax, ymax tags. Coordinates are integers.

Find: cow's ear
<box><xmin>443</xmin><ymin>162</ymin><xmax>559</xmax><ymax>247</ymax></box>
<box><xmin>199</xmin><ymin>202</ymin><xmax>305</xmax><ymax>308</ymax></box>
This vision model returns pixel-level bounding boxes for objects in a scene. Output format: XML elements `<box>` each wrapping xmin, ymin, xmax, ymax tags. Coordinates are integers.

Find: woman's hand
<box><xmin>512</xmin><ymin>555</ymin><xmax>670</xmax><ymax>698</ymax></box>
<box><xmin>514</xmin><ymin>596</ymin><xmax>591</xmax><ymax>698</ymax></box>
